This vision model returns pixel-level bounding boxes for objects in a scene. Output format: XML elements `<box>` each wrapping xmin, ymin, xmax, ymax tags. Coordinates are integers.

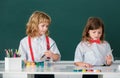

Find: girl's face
<box><xmin>88</xmin><ymin>27</ymin><xmax>102</xmax><ymax>40</ymax></box>
<box><xmin>38</xmin><ymin>22</ymin><xmax>49</xmax><ymax>35</ymax></box>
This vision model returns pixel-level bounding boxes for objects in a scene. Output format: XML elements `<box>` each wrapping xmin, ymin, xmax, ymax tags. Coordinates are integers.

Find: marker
<box><xmin>14</xmin><ymin>53</ymin><xmax>16</xmax><ymax>58</ymax></box>
<box><xmin>5</xmin><ymin>49</ymin><xmax>10</xmax><ymax>57</ymax></box>
<box><xmin>10</xmin><ymin>49</ymin><xmax>13</xmax><ymax>57</ymax></box>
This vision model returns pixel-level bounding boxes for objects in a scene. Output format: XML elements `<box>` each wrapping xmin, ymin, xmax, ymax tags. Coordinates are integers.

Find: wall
<box><xmin>0</xmin><ymin>0</ymin><xmax>120</xmax><ymax>60</ymax></box>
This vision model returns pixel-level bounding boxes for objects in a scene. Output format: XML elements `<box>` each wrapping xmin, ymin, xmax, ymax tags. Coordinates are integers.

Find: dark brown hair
<box><xmin>82</xmin><ymin>17</ymin><xmax>105</xmax><ymax>42</ymax></box>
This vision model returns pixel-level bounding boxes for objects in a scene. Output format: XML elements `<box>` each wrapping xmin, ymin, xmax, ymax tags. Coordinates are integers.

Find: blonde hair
<box><xmin>82</xmin><ymin>17</ymin><xmax>105</xmax><ymax>42</ymax></box>
<box><xmin>26</xmin><ymin>11</ymin><xmax>51</xmax><ymax>37</ymax></box>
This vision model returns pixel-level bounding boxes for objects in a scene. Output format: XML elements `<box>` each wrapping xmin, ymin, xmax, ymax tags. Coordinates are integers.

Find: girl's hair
<box><xmin>82</xmin><ymin>17</ymin><xmax>105</xmax><ymax>42</ymax></box>
<box><xmin>26</xmin><ymin>11</ymin><xmax>51</xmax><ymax>37</ymax></box>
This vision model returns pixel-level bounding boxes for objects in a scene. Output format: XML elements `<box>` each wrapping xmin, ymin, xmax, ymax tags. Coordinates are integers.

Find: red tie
<box><xmin>89</xmin><ymin>39</ymin><xmax>100</xmax><ymax>44</ymax></box>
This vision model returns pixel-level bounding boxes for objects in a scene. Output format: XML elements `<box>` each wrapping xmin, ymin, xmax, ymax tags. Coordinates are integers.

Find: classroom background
<box><xmin>0</xmin><ymin>0</ymin><xmax>120</xmax><ymax>60</ymax></box>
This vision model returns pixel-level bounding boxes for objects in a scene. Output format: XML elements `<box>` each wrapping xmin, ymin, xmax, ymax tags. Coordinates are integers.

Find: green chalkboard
<box><xmin>0</xmin><ymin>0</ymin><xmax>120</xmax><ymax>60</ymax></box>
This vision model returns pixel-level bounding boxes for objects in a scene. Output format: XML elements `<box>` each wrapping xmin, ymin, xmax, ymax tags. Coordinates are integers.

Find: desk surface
<box><xmin>0</xmin><ymin>61</ymin><xmax>120</xmax><ymax>75</ymax></box>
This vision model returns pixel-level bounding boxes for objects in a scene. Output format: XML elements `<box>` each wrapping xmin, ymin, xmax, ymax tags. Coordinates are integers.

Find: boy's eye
<box><xmin>42</xmin><ymin>25</ymin><xmax>45</xmax><ymax>27</ymax></box>
<box><xmin>46</xmin><ymin>26</ymin><xmax>49</xmax><ymax>28</ymax></box>
<box><xmin>41</xmin><ymin>25</ymin><xmax>43</xmax><ymax>27</ymax></box>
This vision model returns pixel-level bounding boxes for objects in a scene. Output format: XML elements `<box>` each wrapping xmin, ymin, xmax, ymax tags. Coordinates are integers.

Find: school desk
<box><xmin>0</xmin><ymin>61</ymin><xmax>120</xmax><ymax>78</ymax></box>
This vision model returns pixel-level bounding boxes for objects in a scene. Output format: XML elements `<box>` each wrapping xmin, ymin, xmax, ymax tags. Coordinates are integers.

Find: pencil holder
<box><xmin>5</xmin><ymin>57</ymin><xmax>22</xmax><ymax>70</ymax></box>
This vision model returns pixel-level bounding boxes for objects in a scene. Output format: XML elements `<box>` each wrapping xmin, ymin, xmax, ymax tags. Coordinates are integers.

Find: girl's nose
<box><xmin>96</xmin><ymin>33</ymin><xmax>99</xmax><ymax>36</ymax></box>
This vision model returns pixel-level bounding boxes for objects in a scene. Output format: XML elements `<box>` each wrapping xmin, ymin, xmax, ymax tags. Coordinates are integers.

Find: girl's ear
<box><xmin>88</xmin><ymin>30</ymin><xmax>90</xmax><ymax>35</ymax></box>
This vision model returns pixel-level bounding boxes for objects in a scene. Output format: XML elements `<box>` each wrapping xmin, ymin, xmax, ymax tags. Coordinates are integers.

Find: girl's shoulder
<box><xmin>102</xmin><ymin>40</ymin><xmax>111</xmax><ymax>46</ymax></box>
<box><xmin>102</xmin><ymin>40</ymin><xmax>110</xmax><ymax>45</ymax></box>
<box><xmin>79</xmin><ymin>40</ymin><xmax>110</xmax><ymax>46</ymax></box>
<box><xmin>77</xmin><ymin>41</ymin><xmax>88</xmax><ymax>47</ymax></box>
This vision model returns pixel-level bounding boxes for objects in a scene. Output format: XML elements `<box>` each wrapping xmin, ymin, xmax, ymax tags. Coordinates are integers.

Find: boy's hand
<box><xmin>44</xmin><ymin>50</ymin><xmax>53</xmax><ymax>57</ymax></box>
<box><xmin>44</xmin><ymin>51</ymin><xmax>60</xmax><ymax>61</ymax></box>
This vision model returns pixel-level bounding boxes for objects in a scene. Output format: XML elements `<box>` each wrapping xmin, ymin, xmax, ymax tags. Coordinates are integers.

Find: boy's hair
<box><xmin>26</xmin><ymin>11</ymin><xmax>51</xmax><ymax>37</ymax></box>
<box><xmin>82</xmin><ymin>17</ymin><xmax>105</xmax><ymax>42</ymax></box>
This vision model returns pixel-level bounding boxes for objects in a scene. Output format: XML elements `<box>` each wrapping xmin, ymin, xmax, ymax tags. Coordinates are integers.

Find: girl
<box><xmin>74</xmin><ymin>17</ymin><xmax>114</xmax><ymax>78</ymax></box>
<box><xmin>18</xmin><ymin>11</ymin><xmax>61</xmax><ymax>78</ymax></box>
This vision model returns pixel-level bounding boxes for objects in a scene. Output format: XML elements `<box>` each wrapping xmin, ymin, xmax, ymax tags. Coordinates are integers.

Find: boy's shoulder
<box><xmin>47</xmin><ymin>36</ymin><xmax>55</xmax><ymax>42</ymax></box>
<box><xmin>20</xmin><ymin>36</ymin><xmax>28</xmax><ymax>42</ymax></box>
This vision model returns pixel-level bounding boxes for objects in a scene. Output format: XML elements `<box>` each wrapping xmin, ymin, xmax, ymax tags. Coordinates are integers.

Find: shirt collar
<box><xmin>33</xmin><ymin>34</ymin><xmax>46</xmax><ymax>41</ymax></box>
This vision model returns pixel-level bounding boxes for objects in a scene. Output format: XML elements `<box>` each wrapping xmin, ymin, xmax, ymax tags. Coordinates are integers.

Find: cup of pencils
<box><xmin>5</xmin><ymin>49</ymin><xmax>22</xmax><ymax>70</ymax></box>
<box><xmin>5</xmin><ymin>49</ymin><xmax>21</xmax><ymax>58</ymax></box>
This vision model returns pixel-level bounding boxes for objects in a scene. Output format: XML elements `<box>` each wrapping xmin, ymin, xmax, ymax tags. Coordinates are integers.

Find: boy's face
<box><xmin>88</xmin><ymin>27</ymin><xmax>102</xmax><ymax>40</ymax></box>
<box><xmin>38</xmin><ymin>22</ymin><xmax>49</xmax><ymax>35</ymax></box>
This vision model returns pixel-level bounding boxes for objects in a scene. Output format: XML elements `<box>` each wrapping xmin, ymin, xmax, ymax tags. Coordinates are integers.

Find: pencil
<box><xmin>49</xmin><ymin>42</ymin><xmax>55</xmax><ymax>50</ymax></box>
<box><xmin>40</xmin><ymin>42</ymin><xmax>55</xmax><ymax>59</ymax></box>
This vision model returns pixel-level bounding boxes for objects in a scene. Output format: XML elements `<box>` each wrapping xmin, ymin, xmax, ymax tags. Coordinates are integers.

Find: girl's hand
<box><xmin>74</xmin><ymin>62</ymin><xmax>93</xmax><ymax>68</ymax></box>
<box><xmin>83</xmin><ymin>63</ymin><xmax>93</xmax><ymax>68</ymax></box>
<box><xmin>106</xmin><ymin>54</ymin><xmax>112</xmax><ymax>65</ymax></box>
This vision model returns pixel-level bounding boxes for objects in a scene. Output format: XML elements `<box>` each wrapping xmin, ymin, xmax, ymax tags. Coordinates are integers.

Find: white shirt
<box><xmin>18</xmin><ymin>34</ymin><xmax>61</xmax><ymax>62</ymax></box>
<box><xmin>74</xmin><ymin>41</ymin><xmax>114</xmax><ymax>65</ymax></box>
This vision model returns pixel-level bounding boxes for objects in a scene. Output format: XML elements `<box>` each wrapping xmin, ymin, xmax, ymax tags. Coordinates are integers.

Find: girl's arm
<box><xmin>106</xmin><ymin>55</ymin><xmax>112</xmax><ymax>65</ymax></box>
<box><xmin>74</xmin><ymin>62</ymin><xmax>93</xmax><ymax>68</ymax></box>
<box><xmin>105</xmin><ymin>42</ymin><xmax>114</xmax><ymax>65</ymax></box>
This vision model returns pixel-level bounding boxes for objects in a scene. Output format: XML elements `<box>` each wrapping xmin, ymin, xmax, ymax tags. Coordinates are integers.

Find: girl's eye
<box><xmin>93</xmin><ymin>31</ymin><xmax>96</xmax><ymax>33</ymax></box>
<box><xmin>98</xmin><ymin>32</ymin><xmax>102</xmax><ymax>34</ymax></box>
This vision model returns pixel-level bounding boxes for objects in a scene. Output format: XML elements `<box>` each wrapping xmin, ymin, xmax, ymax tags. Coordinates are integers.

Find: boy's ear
<box><xmin>45</xmin><ymin>30</ymin><xmax>49</xmax><ymax>36</ymax></box>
